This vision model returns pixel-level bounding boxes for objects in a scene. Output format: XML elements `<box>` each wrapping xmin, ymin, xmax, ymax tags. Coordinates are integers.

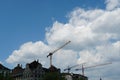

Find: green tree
<box><xmin>43</xmin><ymin>72</ymin><xmax>66</xmax><ymax>80</ymax></box>
<box><xmin>0</xmin><ymin>73</ymin><xmax>13</xmax><ymax>80</ymax></box>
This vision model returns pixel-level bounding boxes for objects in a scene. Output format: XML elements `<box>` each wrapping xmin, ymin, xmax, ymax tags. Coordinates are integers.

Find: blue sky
<box><xmin>0</xmin><ymin>0</ymin><xmax>120</xmax><ymax>80</ymax></box>
<box><xmin>0</xmin><ymin>0</ymin><xmax>105</xmax><ymax>64</ymax></box>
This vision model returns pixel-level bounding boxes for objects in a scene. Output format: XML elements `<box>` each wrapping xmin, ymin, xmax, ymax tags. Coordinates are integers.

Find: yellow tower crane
<box><xmin>47</xmin><ymin>41</ymin><xmax>71</xmax><ymax>67</ymax></box>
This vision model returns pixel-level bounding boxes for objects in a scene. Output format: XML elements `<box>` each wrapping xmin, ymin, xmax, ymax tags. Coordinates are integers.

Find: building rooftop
<box><xmin>28</xmin><ymin>60</ymin><xmax>42</xmax><ymax>70</ymax></box>
<box><xmin>49</xmin><ymin>65</ymin><xmax>60</xmax><ymax>72</ymax></box>
<box><xmin>0</xmin><ymin>63</ymin><xmax>10</xmax><ymax>70</ymax></box>
<box><xmin>12</xmin><ymin>64</ymin><xmax>24</xmax><ymax>74</ymax></box>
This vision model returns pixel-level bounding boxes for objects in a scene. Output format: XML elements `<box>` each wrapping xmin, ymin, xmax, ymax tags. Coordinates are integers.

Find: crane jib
<box><xmin>47</xmin><ymin>41</ymin><xmax>71</xmax><ymax>67</ymax></box>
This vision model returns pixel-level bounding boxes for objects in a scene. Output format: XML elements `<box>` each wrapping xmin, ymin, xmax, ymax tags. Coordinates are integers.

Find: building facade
<box><xmin>23</xmin><ymin>60</ymin><xmax>45</xmax><ymax>80</ymax></box>
<box><xmin>11</xmin><ymin>64</ymin><xmax>24</xmax><ymax>80</ymax></box>
<box><xmin>0</xmin><ymin>63</ymin><xmax>10</xmax><ymax>77</ymax></box>
<box><xmin>11</xmin><ymin>60</ymin><xmax>88</xmax><ymax>80</ymax></box>
<box><xmin>62</xmin><ymin>73</ymin><xmax>88</xmax><ymax>80</ymax></box>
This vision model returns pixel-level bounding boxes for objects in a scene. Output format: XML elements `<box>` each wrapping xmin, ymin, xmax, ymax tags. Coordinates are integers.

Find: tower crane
<box><xmin>47</xmin><ymin>41</ymin><xmax>71</xmax><ymax>67</ymax></box>
<box><xmin>64</xmin><ymin>64</ymin><xmax>79</xmax><ymax>73</ymax></box>
<box><xmin>75</xmin><ymin>62</ymin><xmax>112</xmax><ymax>76</ymax></box>
<box><xmin>64</xmin><ymin>63</ymin><xmax>86</xmax><ymax>73</ymax></box>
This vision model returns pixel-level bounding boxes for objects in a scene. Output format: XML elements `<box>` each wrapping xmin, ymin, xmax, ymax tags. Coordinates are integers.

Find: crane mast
<box><xmin>47</xmin><ymin>41</ymin><xmax>71</xmax><ymax>67</ymax></box>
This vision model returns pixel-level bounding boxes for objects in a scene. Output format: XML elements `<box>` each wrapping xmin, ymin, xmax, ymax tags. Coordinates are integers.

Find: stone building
<box><xmin>48</xmin><ymin>65</ymin><xmax>60</xmax><ymax>72</ymax></box>
<box><xmin>23</xmin><ymin>60</ymin><xmax>45</xmax><ymax>80</ymax></box>
<box><xmin>72</xmin><ymin>73</ymin><xmax>88</xmax><ymax>80</ymax></box>
<box><xmin>11</xmin><ymin>60</ymin><xmax>46</xmax><ymax>80</ymax></box>
<box><xmin>0</xmin><ymin>63</ymin><xmax>10</xmax><ymax>77</ymax></box>
<box><xmin>62</xmin><ymin>73</ymin><xmax>88</xmax><ymax>80</ymax></box>
<box><xmin>11</xmin><ymin>64</ymin><xmax>24</xmax><ymax>80</ymax></box>
<box><xmin>11</xmin><ymin>60</ymin><xmax>88</xmax><ymax>80</ymax></box>
<box><xmin>43</xmin><ymin>65</ymin><xmax>61</xmax><ymax>80</ymax></box>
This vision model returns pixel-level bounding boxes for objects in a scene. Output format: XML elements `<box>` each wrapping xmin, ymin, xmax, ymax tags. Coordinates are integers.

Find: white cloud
<box><xmin>6</xmin><ymin>0</ymin><xmax>120</xmax><ymax>80</ymax></box>
<box><xmin>53</xmin><ymin>49</ymin><xmax>78</xmax><ymax>69</ymax></box>
<box><xmin>6</xmin><ymin>41</ymin><xmax>77</xmax><ymax>68</ymax></box>
<box><xmin>106</xmin><ymin>0</ymin><xmax>120</xmax><ymax>10</ymax></box>
<box><xmin>92</xmin><ymin>8</ymin><xmax>120</xmax><ymax>35</ymax></box>
<box><xmin>6</xmin><ymin>41</ymin><xmax>50</xmax><ymax>67</ymax></box>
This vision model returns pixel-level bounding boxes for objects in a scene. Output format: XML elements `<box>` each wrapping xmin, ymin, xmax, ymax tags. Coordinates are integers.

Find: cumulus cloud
<box><xmin>6</xmin><ymin>41</ymin><xmax>76</xmax><ymax>68</ymax></box>
<box><xmin>106</xmin><ymin>0</ymin><xmax>120</xmax><ymax>10</ymax></box>
<box><xmin>6</xmin><ymin>41</ymin><xmax>50</xmax><ymax>67</ymax></box>
<box><xmin>6</xmin><ymin>0</ymin><xmax>120</xmax><ymax>80</ymax></box>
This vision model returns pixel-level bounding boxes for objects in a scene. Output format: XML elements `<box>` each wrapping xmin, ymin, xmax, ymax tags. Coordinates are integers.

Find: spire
<box><xmin>100</xmin><ymin>77</ymin><xmax>102</xmax><ymax>80</ymax></box>
<box><xmin>37</xmin><ymin>59</ymin><xmax>39</xmax><ymax>62</ymax></box>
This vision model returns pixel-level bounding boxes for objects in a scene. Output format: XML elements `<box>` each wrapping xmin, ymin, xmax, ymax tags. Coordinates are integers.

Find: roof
<box><xmin>12</xmin><ymin>64</ymin><xmax>24</xmax><ymax>74</ymax></box>
<box><xmin>28</xmin><ymin>60</ymin><xmax>42</xmax><ymax>70</ymax></box>
<box><xmin>0</xmin><ymin>63</ymin><xmax>10</xmax><ymax>70</ymax></box>
<box><xmin>49</xmin><ymin>65</ymin><xmax>60</xmax><ymax>72</ymax></box>
<box><xmin>72</xmin><ymin>73</ymin><xmax>88</xmax><ymax>79</ymax></box>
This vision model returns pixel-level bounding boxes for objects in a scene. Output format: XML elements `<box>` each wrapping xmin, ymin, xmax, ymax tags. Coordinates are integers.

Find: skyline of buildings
<box><xmin>0</xmin><ymin>60</ymin><xmax>88</xmax><ymax>80</ymax></box>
